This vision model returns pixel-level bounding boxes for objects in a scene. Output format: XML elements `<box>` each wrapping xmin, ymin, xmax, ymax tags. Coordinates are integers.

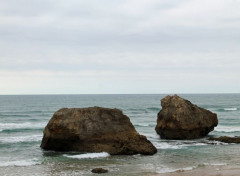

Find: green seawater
<box><xmin>0</xmin><ymin>94</ymin><xmax>240</xmax><ymax>175</ymax></box>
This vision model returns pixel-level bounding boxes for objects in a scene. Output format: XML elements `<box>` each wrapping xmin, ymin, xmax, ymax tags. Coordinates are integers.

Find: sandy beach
<box><xmin>155</xmin><ymin>166</ymin><xmax>240</xmax><ymax>176</ymax></box>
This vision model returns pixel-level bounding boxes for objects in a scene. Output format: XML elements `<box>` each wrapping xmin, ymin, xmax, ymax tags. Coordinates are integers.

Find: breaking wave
<box><xmin>63</xmin><ymin>152</ymin><xmax>110</xmax><ymax>159</ymax></box>
<box><xmin>0</xmin><ymin>135</ymin><xmax>42</xmax><ymax>143</ymax></box>
<box><xmin>0</xmin><ymin>122</ymin><xmax>45</xmax><ymax>132</ymax></box>
<box><xmin>214</xmin><ymin>126</ymin><xmax>240</xmax><ymax>133</ymax></box>
<box><xmin>0</xmin><ymin>158</ymin><xmax>40</xmax><ymax>167</ymax></box>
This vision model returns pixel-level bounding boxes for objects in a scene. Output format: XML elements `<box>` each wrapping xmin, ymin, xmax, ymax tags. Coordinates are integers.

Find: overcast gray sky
<box><xmin>0</xmin><ymin>0</ymin><xmax>239</xmax><ymax>94</ymax></box>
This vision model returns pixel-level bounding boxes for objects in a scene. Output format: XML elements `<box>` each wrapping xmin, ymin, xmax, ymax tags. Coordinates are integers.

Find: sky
<box><xmin>0</xmin><ymin>0</ymin><xmax>240</xmax><ymax>94</ymax></box>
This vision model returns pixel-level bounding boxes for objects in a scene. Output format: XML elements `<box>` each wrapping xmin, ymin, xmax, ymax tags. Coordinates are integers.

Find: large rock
<box><xmin>41</xmin><ymin>107</ymin><xmax>157</xmax><ymax>155</ymax></box>
<box><xmin>155</xmin><ymin>95</ymin><xmax>218</xmax><ymax>139</ymax></box>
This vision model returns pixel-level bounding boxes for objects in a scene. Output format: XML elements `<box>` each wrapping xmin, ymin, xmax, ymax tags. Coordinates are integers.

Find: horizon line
<box><xmin>0</xmin><ymin>93</ymin><xmax>239</xmax><ymax>96</ymax></box>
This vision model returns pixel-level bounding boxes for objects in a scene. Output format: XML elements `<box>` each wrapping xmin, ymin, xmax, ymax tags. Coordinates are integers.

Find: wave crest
<box><xmin>215</xmin><ymin>126</ymin><xmax>240</xmax><ymax>133</ymax></box>
<box><xmin>63</xmin><ymin>152</ymin><xmax>110</xmax><ymax>159</ymax></box>
<box><xmin>0</xmin><ymin>135</ymin><xmax>42</xmax><ymax>143</ymax></box>
<box><xmin>0</xmin><ymin>159</ymin><xmax>40</xmax><ymax>167</ymax></box>
<box><xmin>0</xmin><ymin>122</ymin><xmax>45</xmax><ymax>132</ymax></box>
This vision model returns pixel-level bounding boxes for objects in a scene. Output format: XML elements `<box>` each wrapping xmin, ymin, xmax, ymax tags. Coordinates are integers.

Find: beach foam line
<box><xmin>0</xmin><ymin>134</ymin><xmax>43</xmax><ymax>143</ymax></box>
<box><xmin>156</xmin><ymin>166</ymin><xmax>195</xmax><ymax>174</ymax></box>
<box><xmin>0</xmin><ymin>159</ymin><xmax>40</xmax><ymax>167</ymax></box>
<box><xmin>156</xmin><ymin>163</ymin><xmax>227</xmax><ymax>174</ymax></box>
<box><xmin>202</xmin><ymin>163</ymin><xmax>227</xmax><ymax>166</ymax></box>
<box><xmin>63</xmin><ymin>152</ymin><xmax>110</xmax><ymax>159</ymax></box>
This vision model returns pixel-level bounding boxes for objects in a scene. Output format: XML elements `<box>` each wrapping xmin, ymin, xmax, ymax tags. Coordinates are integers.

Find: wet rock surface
<box><xmin>209</xmin><ymin>136</ymin><xmax>240</xmax><ymax>143</ymax></box>
<box><xmin>41</xmin><ymin>107</ymin><xmax>157</xmax><ymax>155</ymax></box>
<box><xmin>155</xmin><ymin>95</ymin><xmax>218</xmax><ymax>139</ymax></box>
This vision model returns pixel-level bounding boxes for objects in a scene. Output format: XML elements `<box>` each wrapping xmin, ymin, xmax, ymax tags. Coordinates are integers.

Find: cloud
<box><xmin>0</xmin><ymin>0</ymin><xmax>240</xmax><ymax>94</ymax></box>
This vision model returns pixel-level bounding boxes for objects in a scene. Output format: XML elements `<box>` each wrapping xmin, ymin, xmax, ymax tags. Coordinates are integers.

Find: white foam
<box><xmin>204</xmin><ymin>163</ymin><xmax>227</xmax><ymax>166</ymax></box>
<box><xmin>0</xmin><ymin>159</ymin><xmax>40</xmax><ymax>167</ymax></box>
<box><xmin>156</xmin><ymin>166</ymin><xmax>195</xmax><ymax>174</ymax></box>
<box><xmin>215</xmin><ymin>126</ymin><xmax>240</xmax><ymax>132</ymax></box>
<box><xmin>0</xmin><ymin>134</ymin><xmax>42</xmax><ymax>143</ymax></box>
<box><xmin>154</xmin><ymin>141</ymin><xmax>207</xmax><ymax>149</ymax></box>
<box><xmin>0</xmin><ymin>122</ymin><xmax>45</xmax><ymax>131</ymax></box>
<box><xmin>198</xmin><ymin>163</ymin><xmax>227</xmax><ymax>167</ymax></box>
<box><xmin>63</xmin><ymin>152</ymin><xmax>110</xmax><ymax>159</ymax></box>
<box><xmin>224</xmin><ymin>108</ymin><xmax>237</xmax><ymax>111</ymax></box>
<box><xmin>154</xmin><ymin>142</ymin><xmax>183</xmax><ymax>149</ymax></box>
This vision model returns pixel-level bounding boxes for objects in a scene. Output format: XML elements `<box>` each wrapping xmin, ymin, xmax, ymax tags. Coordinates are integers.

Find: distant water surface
<box><xmin>0</xmin><ymin>94</ymin><xmax>240</xmax><ymax>175</ymax></box>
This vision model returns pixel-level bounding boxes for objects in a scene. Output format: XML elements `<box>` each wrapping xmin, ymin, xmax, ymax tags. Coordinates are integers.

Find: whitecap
<box><xmin>0</xmin><ymin>159</ymin><xmax>40</xmax><ymax>167</ymax></box>
<box><xmin>224</xmin><ymin>108</ymin><xmax>237</xmax><ymax>111</ymax></box>
<box><xmin>63</xmin><ymin>152</ymin><xmax>110</xmax><ymax>159</ymax></box>
<box><xmin>0</xmin><ymin>134</ymin><xmax>42</xmax><ymax>143</ymax></box>
<box><xmin>0</xmin><ymin>122</ymin><xmax>46</xmax><ymax>131</ymax></box>
<box><xmin>214</xmin><ymin>126</ymin><xmax>240</xmax><ymax>132</ymax></box>
<box><xmin>181</xmin><ymin>143</ymin><xmax>208</xmax><ymax>147</ymax></box>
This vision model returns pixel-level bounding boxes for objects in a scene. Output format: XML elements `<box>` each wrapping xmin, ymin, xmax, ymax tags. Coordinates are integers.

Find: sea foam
<box><xmin>202</xmin><ymin>163</ymin><xmax>227</xmax><ymax>166</ymax></box>
<box><xmin>0</xmin><ymin>122</ymin><xmax>45</xmax><ymax>131</ymax></box>
<box><xmin>224</xmin><ymin>108</ymin><xmax>238</xmax><ymax>111</ymax></box>
<box><xmin>63</xmin><ymin>152</ymin><xmax>110</xmax><ymax>159</ymax></box>
<box><xmin>0</xmin><ymin>134</ymin><xmax>42</xmax><ymax>143</ymax></box>
<box><xmin>154</xmin><ymin>142</ymin><xmax>183</xmax><ymax>149</ymax></box>
<box><xmin>153</xmin><ymin>142</ymin><xmax>207</xmax><ymax>150</ymax></box>
<box><xmin>0</xmin><ymin>159</ymin><xmax>40</xmax><ymax>167</ymax></box>
<box><xmin>156</xmin><ymin>166</ymin><xmax>195</xmax><ymax>174</ymax></box>
<box><xmin>215</xmin><ymin>126</ymin><xmax>240</xmax><ymax>132</ymax></box>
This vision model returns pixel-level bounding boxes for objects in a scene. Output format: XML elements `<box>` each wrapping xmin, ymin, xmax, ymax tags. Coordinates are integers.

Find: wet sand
<box><xmin>155</xmin><ymin>166</ymin><xmax>240</xmax><ymax>176</ymax></box>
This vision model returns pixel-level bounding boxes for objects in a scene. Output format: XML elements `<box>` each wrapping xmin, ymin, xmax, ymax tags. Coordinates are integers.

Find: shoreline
<box><xmin>153</xmin><ymin>165</ymin><xmax>240</xmax><ymax>176</ymax></box>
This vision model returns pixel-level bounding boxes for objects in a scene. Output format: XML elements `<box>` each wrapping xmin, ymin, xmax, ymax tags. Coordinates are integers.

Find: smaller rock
<box><xmin>91</xmin><ymin>168</ymin><xmax>108</xmax><ymax>174</ymax></box>
<box><xmin>209</xmin><ymin>136</ymin><xmax>240</xmax><ymax>143</ymax></box>
<box><xmin>155</xmin><ymin>95</ymin><xmax>218</xmax><ymax>139</ymax></box>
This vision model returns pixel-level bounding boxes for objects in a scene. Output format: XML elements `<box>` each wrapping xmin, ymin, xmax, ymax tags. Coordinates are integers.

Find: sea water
<box><xmin>0</xmin><ymin>94</ymin><xmax>240</xmax><ymax>175</ymax></box>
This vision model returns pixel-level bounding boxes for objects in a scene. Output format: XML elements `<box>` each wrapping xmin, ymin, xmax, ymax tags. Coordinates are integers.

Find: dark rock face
<box><xmin>91</xmin><ymin>168</ymin><xmax>108</xmax><ymax>174</ymax></box>
<box><xmin>41</xmin><ymin>107</ymin><xmax>157</xmax><ymax>155</ymax></box>
<box><xmin>155</xmin><ymin>95</ymin><xmax>218</xmax><ymax>139</ymax></box>
<box><xmin>209</xmin><ymin>136</ymin><xmax>240</xmax><ymax>143</ymax></box>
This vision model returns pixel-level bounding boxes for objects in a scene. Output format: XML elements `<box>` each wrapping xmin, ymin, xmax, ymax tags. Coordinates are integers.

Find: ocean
<box><xmin>0</xmin><ymin>94</ymin><xmax>240</xmax><ymax>175</ymax></box>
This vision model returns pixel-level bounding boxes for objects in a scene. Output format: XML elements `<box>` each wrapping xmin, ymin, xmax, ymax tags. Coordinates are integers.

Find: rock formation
<box><xmin>41</xmin><ymin>107</ymin><xmax>157</xmax><ymax>155</ymax></box>
<box><xmin>155</xmin><ymin>95</ymin><xmax>218</xmax><ymax>139</ymax></box>
<box><xmin>209</xmin><ymin>136</ymin><xmax>240</xmax><ymax>143</ymax></box>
